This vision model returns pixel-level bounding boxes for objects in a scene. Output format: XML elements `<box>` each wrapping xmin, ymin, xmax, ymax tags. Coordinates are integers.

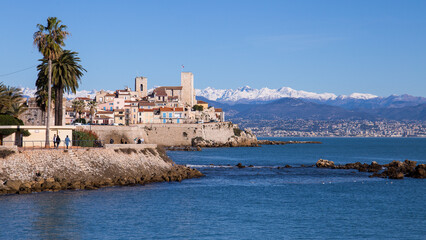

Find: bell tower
<box><xmin>135</xmin><ymin>76</ymin><xmax>147</xmax><ymax>98</ymax></box>
<box><xmin>181</xmin><ymin>72</ymin><xmax>195</xmax><ymax>107</ymax></box>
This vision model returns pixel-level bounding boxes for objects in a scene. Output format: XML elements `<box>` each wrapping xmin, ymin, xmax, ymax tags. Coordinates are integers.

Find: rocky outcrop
<box><xmin>0</xmin><ymin>147</ymin><xmax>203</xmax><ymax>196</ymax></box>
<box><xmin>191</xmin><ymin>129</ymin><xmax>258</xmax><ymax>148</ymax></box>
<box><xmin>316</xmin><ymin>159</ymin><xmax>335</xmax><ymax>168</ymax></box>
<box><xmin>315</xmin><ymin>159</ymin><xmax>425</xmax><ymax>179</ymax></box>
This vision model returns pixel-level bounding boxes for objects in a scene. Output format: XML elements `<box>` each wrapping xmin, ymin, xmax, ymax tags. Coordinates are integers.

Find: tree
<box><xmin>72</xmin><ymin>99</ymin><xmax>85</xmax><ymax>122</ymax></box>
<box><xmin>33</xmin><ymin>17</ymin><xmax>69</xmax><ymax>147</ymax></box>
<box><xmin>192</xmin><ymin>105</ymin><xmax>204</xmax><ymax>111</ymax></box>
<box><xmin>0</xmin><ymin>115</ymin><xmax>30</xmax><ymax>145</ymax></box>
<box><xmin>36</xmin><ymin>50</ymin><xmax>86</xmax><ymax>125</ymax></box>
<box><xmin>0</xmin><ymin>83</ymin><xmax>26</xmax><ymax>115</ymax></box>
<box><xmin>87</xmin><ymin>100</ymin><xmax>97</xmax><ymax>124</ymax></box>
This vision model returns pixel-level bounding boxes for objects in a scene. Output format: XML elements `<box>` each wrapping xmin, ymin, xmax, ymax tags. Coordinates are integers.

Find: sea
<box><xmin>0</xmin><ymin>137</ymin><xmax>425</xmax><ymax>239</ymax></box>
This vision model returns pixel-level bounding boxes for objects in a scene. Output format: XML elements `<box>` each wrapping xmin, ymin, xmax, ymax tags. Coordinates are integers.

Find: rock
<box><xmin>18</xmin><ymin>182</ymin><xmax>32</xmax><ymax>194</ymax></box>
<box><xmin>32</xmin><ymin>182</ymin><xmax>42</xmax><ymax>192</ymax></box>
<box><xmin>45</xmin><ymin>177</ymin><xmax>55</xmax><ymax>183</ymax></box>
<box><xmin>51</xmin><ymin>182</ymin><xmax>62</xmax><ymax>191</ymax></box>
<box><xmin>284</xmin><ymin>165</ymin><xmax>292</xmax><ymax>168</ymax></box>
<box><xmin>248</xmin><ymin>165</ymin><xmax>254</xmax><ymax>167</ymax></box>
<box><xmin>196</xmin><ymin>146</ymin><xmax>202</xmax><ymax>151</ymax></box>
<box><xmin>236</xmin><ymin>163</ymin><xmax>245</xmax><ymax>168</ymax></box>
<box><xmin>410</xmin><ymin>164</ymin><xmax>426</xmax><ymax>179</ymax></box>
<box><xmin>5</xmin><ymin>180</ymin><xmax>22</xmax><ymax>192</ymax></box>
<box><xmin>316</xmin><ymin>159</ymin><xmax>335</xmax><ymax>168</ymax></box>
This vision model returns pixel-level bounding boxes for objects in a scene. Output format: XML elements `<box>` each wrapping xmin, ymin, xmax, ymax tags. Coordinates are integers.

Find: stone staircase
<box><xmin>68</xmin><ymin>150</ymin><xmax>91</xmax><ymax>174</ymax></box>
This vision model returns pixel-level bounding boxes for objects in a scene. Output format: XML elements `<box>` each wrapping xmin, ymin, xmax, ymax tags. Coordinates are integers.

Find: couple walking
<box><xmin>53</xmin><ymin>134</ymin><xmax>71</xmax><ymax>149</ymax></box>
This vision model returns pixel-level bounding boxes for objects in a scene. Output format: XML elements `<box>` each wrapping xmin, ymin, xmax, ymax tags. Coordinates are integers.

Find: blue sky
<box><xmin>0</xmin><ymin>0</ymin><xmax>425</xmax><ymax>97</ymax></box>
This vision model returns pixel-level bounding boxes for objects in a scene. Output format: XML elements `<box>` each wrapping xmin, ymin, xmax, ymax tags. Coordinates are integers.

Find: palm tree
<box><xmin>72</xmin><ymin>99</ymin><xmax>85</xmax><ymax>122</ymax></box>
<box><xmin>33</xmin><ymin>17</ymin><xmax>69</xmax><ymax>147</ymax></box>
<box><xmin>87</xmin><ymin>100</ymin><xmax>97</xmax><ymax>124</ymax></box>
<box><xmin>36</xmin><ymin>50</ymin><xmax>86</xmax><ymax>125</ymax></box>
<box><xmin>0</xmin><ymin>83</ymin><xmax>26</xmax><ymax>115</ymax></box>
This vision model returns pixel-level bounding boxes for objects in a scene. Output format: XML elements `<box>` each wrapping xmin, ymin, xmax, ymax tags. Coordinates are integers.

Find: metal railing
<box><xmin>0</xmin><ymin>140</ymin><xmax>104</xmax><ymax>150</ymax></box>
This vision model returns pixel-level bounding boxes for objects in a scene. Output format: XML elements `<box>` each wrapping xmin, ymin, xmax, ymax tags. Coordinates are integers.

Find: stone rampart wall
<box><xmin>77</xmin><ymin>122</ymin><xmax>247</xmax><ymax>146</ymax></box>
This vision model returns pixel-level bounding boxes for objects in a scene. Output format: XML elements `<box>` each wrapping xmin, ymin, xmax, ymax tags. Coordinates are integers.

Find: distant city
<box><xmin>237</xmin><ymin>119</ymin><xmax>426</xmax><ymax>137</ymax></box>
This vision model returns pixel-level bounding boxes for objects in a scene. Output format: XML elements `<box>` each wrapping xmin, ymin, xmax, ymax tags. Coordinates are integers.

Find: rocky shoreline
<box><xmin>0</xmin><ymin>147</ymin><xmax>203</xmax><ymax>196</ymax></box>
<box><xmin>316</xmin><ymin>159</ymin><xmax>426</xmax><ymax>179</ymax></box>
<box><xmin>166</xmin><ymin>139</ymin><xmax>322</xmax><ymax>151</ymax></box>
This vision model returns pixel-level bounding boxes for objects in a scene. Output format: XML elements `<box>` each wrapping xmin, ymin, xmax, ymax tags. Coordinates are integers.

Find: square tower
<box><xmin>135</xmin><ymin>76</ymin><xmax>148</xmax><ymax>98</ymax></box>
<box><xmin>181</xmin><ymin>72</ymin><xmax>196</xmax><ymax>107</ymax></box>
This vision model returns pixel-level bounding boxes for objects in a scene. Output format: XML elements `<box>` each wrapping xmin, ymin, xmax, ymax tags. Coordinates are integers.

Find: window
<box><xmin>169</xmin><ymin>113</ymin><xmax>172</xmax><ymax>118</ymax></box>
<box><xmin>177</xmin><ymin>119</ymin><xmax>180</xmax><ymax>123</ymax></box>
<box><xmin>103</xmin><ymin>107</ymin><xmax>106</xmax><ymax>110</ymax></box>
<box><xmin>163</xmin><ymin>113</ymin><xmax>166</xmax><ymax>118</ymax></box>
<box><xmin>110</xmin><ymin>107</ymin><xmax>113</xmax><ymax>111</ymax></box>
<box><xmin>140</xmin><ymin>84</ymin><xmax>143</xmax><ymax>91</ymax></box>
<box><xmin>120</xmin><ymin>117</ymin><xmax>123</xmax><ymax>120</ymax></box>
<box><xmin>163</xmin><ymin>119</ymin><xmax>166</xmax><ymax>123</ymax></box>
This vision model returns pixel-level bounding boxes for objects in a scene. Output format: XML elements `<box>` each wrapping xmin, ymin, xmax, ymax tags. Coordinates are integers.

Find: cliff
<box><xmin>0</xmin><ymin>146</ymin><xmax>203</xmax><ymax>195</ymax></box>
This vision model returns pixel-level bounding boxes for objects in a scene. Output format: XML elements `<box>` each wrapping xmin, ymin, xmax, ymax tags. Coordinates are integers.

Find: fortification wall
<box><xmin>77</xmin><ymin>122</ymin><xmax>255</xmax><ymax>147</ymax></box>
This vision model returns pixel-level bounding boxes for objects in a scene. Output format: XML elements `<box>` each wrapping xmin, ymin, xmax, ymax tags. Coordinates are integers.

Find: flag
<box><xmin>181</xmin><ymin>65</ymin><xmax>184</xmax><ymax>68</ymax></box>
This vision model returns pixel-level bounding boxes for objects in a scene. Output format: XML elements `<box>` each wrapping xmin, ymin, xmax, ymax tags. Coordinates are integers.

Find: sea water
<box><xmin>0</xmin><ymin>138</ymin><xmax>425</xmax><ymax>239</ymax></box>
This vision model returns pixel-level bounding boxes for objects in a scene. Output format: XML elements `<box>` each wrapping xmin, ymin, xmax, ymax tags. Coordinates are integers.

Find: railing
<box><xmin>0</xmin><ymin>140</ymin><xmax>104</xmax><ymax>150</ymax></box>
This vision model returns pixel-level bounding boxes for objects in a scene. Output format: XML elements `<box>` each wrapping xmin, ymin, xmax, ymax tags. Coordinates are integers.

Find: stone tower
<box><xmin>181</xmin><ymin>72</ymin><xmax>196</xmax><ymax>107</ymax></box>
<box><xmin>135</xmin><ymin>76</ymin><xmax>148</xmax><ymax>98</ymax></box>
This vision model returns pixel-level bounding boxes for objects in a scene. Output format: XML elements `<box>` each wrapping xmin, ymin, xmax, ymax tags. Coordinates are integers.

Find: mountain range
<box><xmin>195</xmin><ymin>86</ymin><xmax>426</xmax><ymax>122</ymax></box>
<box><xmin>21</xmin><ymin>86</ymin><xmax>426</xmax><ymax>121</ymax></box>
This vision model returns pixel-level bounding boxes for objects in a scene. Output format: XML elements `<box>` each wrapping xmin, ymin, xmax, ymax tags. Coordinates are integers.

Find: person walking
<box><xmin>53</xmin><ymin>134</ymin><xmax>57</xmax><ymax>148</ymax></box>
<box><xmin>65</xmin><ymin>135</ymin><xmax>70</xmax><ymax>149</ymax></box>
<box><xmin>56</xmin><ymin>135</ymin><xmax>61</xmax><ymax>149</ymax></box>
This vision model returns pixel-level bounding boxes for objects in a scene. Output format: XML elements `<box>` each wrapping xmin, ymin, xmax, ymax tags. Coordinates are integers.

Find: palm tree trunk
<box><xmin>58</xmin><ymin>87</ymin><xmax>64</xmax><ymax>125</ymax></box>
<box><xmin>54</xmin><ymin>87</ymin><xmax>60</xmax><ymax>125</ymax></box>
<box><xmin>45</xmin><ymin>59</ymin><xmax>52</xmax><ymax>148</ymax></box>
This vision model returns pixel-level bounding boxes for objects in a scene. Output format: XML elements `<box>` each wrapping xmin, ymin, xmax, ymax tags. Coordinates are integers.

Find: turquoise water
<box><xmin>0</xmin><ymin>138</ymin><xmax>425</xmax><ymax>239</ymax></box>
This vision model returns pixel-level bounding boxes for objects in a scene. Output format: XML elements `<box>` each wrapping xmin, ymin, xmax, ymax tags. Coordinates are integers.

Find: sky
<box><xmin>0</xmin><ymin>0</ymin><xmax>425</xmax><ymax>97</ymax></box>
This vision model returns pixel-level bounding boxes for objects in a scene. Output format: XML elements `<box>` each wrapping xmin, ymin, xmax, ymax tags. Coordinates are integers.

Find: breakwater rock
<box><xmin>315</xmin><ymin>159</ymin><xmax>425</xmax><ymax>179</ymax></box>
<box><xmin>191</xmin><ymin>130</ymin><xmax>258</xmax><ymax>148</ymax></box>
<box><xmin>258</xmin><ymin>140</ymin><xmax>322</xmax><ymax>145</ymax></box>
<box><xmin>0</xmin><ymin>147</ymin><xmax>203</xmax><ymax>195</ymax></box>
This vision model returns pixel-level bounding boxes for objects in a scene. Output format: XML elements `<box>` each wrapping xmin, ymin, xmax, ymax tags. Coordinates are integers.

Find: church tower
<box><xmin>181</xmin><ymin>72</ymin><xmax>196</xmax><ymax>107</ymax></box>
<box><xmin>135</xmin><ymin>76</ymin><xmax>147</xmax><ymax>98</ymax></box>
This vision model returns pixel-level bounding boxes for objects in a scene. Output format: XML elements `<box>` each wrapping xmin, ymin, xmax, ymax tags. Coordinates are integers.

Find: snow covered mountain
<box><xmin>195</xmin><ymin>86</ymin><xmax>378</xmax><ymax>103</ymax></box>
<box><xmin>21</xmin><ymin>86</ymin><xmax>425</xmax><ymax>111</ymax></box>
<box><xmin>21</xmin><ymin>88</ymin><xmax>99</xmax><ymax>100</ymax></box>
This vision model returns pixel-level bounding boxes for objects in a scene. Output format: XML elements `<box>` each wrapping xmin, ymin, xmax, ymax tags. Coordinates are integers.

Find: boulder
<box><xmin>410</xmin><ymin>164</ymin><xmax>426</xmax><ymax>179</ymax></box>
<box><xmin>5</xmin><ymin>180</ymin><xmax>22</xmax><ymax>192</ymax></box>
<box><xmin>316</xmin><ymin>159</ymin><xmax>335</xmax><ymax>168</ymax></box>
<box><xmin>236</xmin><ymin>163</ymin><xmax>245</xmax><ymax>168</ymax></box>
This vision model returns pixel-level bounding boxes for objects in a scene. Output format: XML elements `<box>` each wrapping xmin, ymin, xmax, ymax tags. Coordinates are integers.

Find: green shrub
<box><xmin>233</xmin><ymin>128</ymin><xmax>242</xmax><ymax>136</ymax></box>
<box><xmin>192</xmin><ymin>105</ymin><xmax>204</xmax><ymax>111</ymax></box>
<box><xmin>74</xmin><ymin>118</ymin><xmax>86</xmax><ymax>124</ymax></box>
<box><xmin>72</xmin><ymin>130</ymin><xmax>99</xmax><ymax>147</ymax></box>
